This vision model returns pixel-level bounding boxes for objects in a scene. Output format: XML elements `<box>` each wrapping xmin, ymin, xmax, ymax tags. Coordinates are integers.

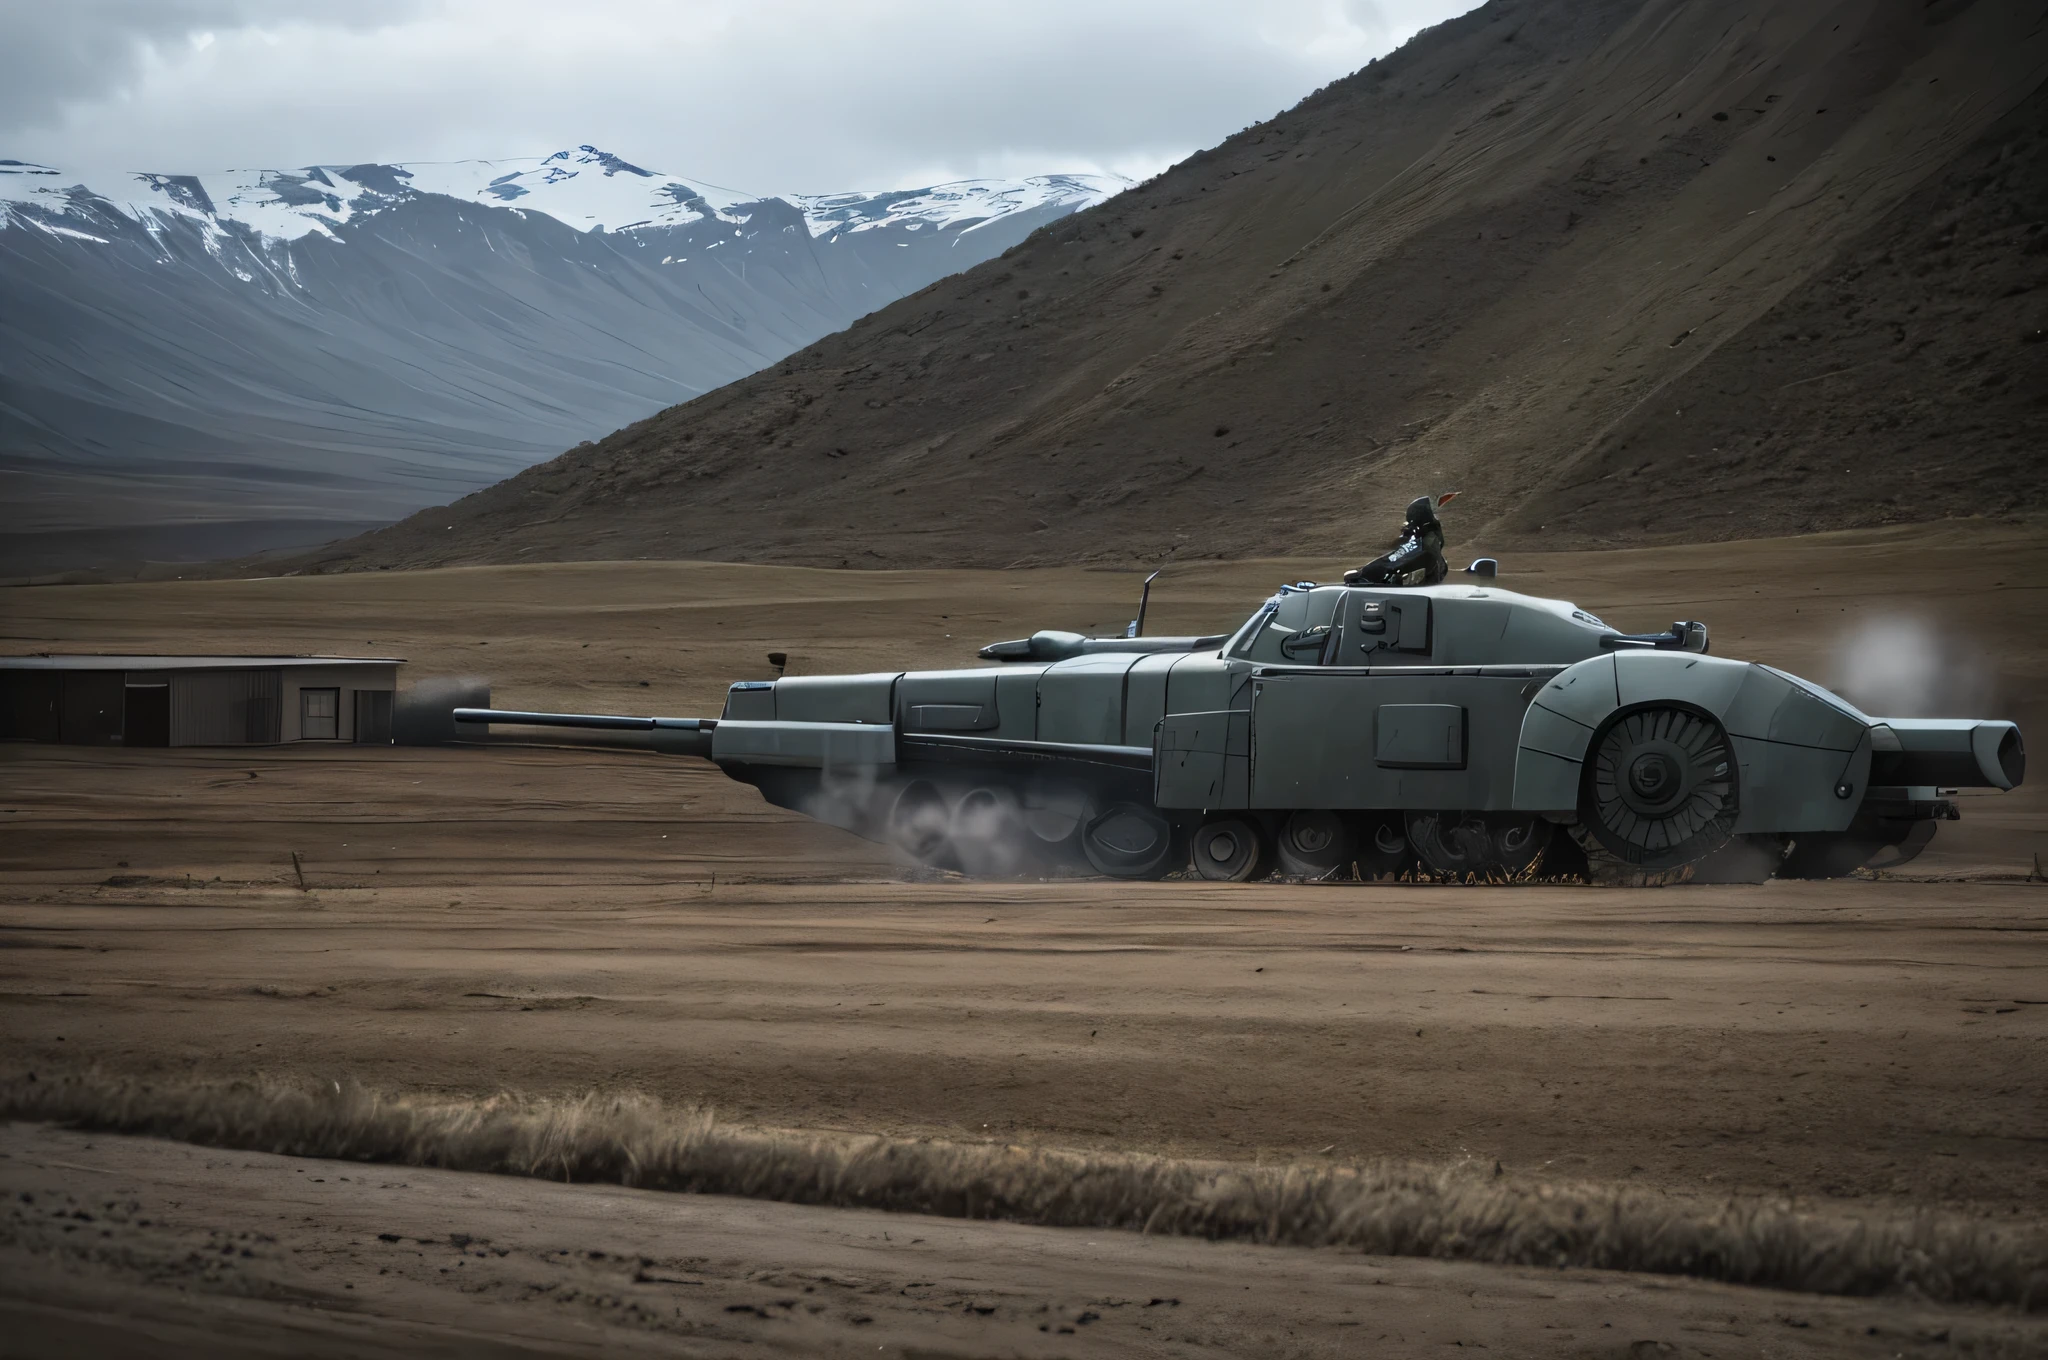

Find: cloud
<box><xmin>0</xmin><ymin>0</ymin><xmax>424</xmax><ymax>133</ymax></box>
<box><xmin>3</xmin><ymin>0</ymin><xmax>1478</xmax><ymax>190</ymax></box>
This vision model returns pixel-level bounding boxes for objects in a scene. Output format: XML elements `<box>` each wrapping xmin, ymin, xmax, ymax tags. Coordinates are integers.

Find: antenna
<box><xmin>1125</xmin><ymin>570</ymin><xmax>1163</xmax><ymax>638</ymax></box>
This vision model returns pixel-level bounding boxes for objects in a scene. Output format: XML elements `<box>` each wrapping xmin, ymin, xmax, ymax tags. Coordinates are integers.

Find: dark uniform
<box><xmin>1344</xmin><ymin>495</ymin><xmax>1449</xmax><ymax>587</ymax></box>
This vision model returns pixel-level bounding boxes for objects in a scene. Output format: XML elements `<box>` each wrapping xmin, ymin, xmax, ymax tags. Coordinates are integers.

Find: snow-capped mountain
<box><xmin>0</xmin><ymin>147</ymin><xmax>1124</xmax><ymax>573</ymax></box>
<box><xmin>0</xmin><ymin>146</ymin><xmax>1116</xmax><ymax>246</ymax></box>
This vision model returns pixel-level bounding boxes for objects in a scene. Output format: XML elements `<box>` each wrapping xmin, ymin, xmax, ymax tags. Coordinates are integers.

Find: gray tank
<box><xmin>456</xmin><ymin>557</ymin><xmax>2024</xmax><ymax>884</ymax></box>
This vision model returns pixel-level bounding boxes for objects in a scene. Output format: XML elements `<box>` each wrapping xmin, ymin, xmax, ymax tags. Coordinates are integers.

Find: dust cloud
<box><xmin>1827</xmin><ymin>617</ymin><xmax>1997</xmax><ymax>720</ymax></box>
<box><xmin>393</xmin><ymin>676</ymin><xmax>491</xmax><ymax>745</ymax></box>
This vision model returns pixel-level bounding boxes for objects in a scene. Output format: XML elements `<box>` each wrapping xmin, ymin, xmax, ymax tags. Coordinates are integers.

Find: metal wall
<box><xmin>354</xmin><ymin>689</ymin><xmax>393</xmax><ymax>744</ymax></box>
<box><xmin>169</xmin><ymin>669</ymin><xmax>282</xmax><ymax>746</ymax></box>
<box><xmin>0</xmin><ymin>672</ymin><xmax>61</xmax><ymax>742</ymax></box>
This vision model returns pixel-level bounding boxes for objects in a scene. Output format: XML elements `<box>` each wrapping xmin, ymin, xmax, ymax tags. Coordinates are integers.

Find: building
<box><xmin>0</xmin><ymin>656</ymin><xmax>402</xmax><ymax>747</ymax></box>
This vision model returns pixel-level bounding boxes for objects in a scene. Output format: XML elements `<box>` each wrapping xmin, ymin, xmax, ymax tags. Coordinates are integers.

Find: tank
<box><xmin>455</xmin><ymin>551</ymin><xmax>2024</xmax><ymax>885</ymax></box>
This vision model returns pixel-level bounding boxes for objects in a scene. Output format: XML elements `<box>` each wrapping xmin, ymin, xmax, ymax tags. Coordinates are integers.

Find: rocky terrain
<box><xmin>300</xmin><ymin>0</ymin><xmax>2047</xmax><ymax>575</ymax></box>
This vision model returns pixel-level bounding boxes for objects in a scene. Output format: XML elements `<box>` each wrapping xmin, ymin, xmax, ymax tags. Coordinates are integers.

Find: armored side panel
<box><xmin>1426</xmin><ymin>598</ymin><xmax>1511</xmax><ymax>666</ymax></box>
<box><xmin>1121</xmin><ymin>653</ymin><xmax>1183</xmax><ymax>747</ymax></box>
<box><xmin>896</xmin><ymin>671</ymin><xmax>1000</xmax><ymax>733</ymax></box>
<box><xmin>1165</xmin><ymin>654</ymin><xmax>1247</xmax><ymax>717</ymax></box>
<box><xmin>991</xmin><ymin>669</ymin><xmax>1044</xmax><ymax>741</ymax></box>
<box><xmin>1376</xmin><ymin>703</ymin><xmax>1465</xmax><ymax>768</ymax></box>
<box><xmin>1155</xmin><ymin>710</ymin><xmax>1252</xmax><ymax>809</ymax></box>
<box><xmin>1716</xmin><ymin>665</ymin><xmax>1869</xmax><ymax>834</ymax></box>
<box><xmin>712</xmin><ymin>720</ymin><xmax>896</xmax><ymax>768</ymax></box>
<box><xmin>773</xmin><ymin>673</ymin><xmax>898</xmax><ymax>724</ymax></box>
<box><xmin>1248</xmin><ymin>668</ymin><xmax>1547</xmax><ymax>809</ymax></box>
<box><xmin>1037</xmin><ymin>654</ymin><xmax>1145</xmax><ymax>746</ymax></box>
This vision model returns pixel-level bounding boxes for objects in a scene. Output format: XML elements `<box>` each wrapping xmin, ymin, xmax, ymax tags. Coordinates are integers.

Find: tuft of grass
<box><xmin>4</xmin><ymin>1069</ymin><xmax>2042</xmax><ymax>1309</ymax></box>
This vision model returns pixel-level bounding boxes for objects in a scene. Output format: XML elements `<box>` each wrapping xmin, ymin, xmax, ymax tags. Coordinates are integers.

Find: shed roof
<box><xmin>0</xmin><ymin>655</ymin><xmax>405</xmax><ymax>671</ymax></box>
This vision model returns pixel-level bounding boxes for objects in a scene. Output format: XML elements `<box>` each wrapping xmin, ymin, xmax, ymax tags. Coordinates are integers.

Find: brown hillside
<box><xmin>304</xmin><ymin>0</ymin><xmax>2048</xmax><ymax>573</ymax></box>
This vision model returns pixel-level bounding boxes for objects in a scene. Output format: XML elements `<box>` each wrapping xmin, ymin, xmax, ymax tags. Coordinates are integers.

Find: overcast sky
<box><xmin>4</xmin><ymin>0</ymin><xmax>1481</xmax><ymax>195</ymax></box>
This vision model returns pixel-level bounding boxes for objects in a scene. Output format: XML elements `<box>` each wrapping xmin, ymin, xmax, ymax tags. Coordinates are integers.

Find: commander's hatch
<box><xmin>1343</xmin><ymin>592</ymin><xmax>1432</xmax><ymax>663</ymax></box>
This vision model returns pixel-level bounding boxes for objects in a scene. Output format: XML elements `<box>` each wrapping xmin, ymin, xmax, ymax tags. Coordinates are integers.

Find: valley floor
<box><xmin>1</xmin><ymin>525</ymin><xmax>2043</xmax><ymax>1355</ymax></box>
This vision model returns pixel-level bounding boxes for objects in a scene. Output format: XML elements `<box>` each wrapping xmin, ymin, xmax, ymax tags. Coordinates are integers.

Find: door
<box><xmin>300</xmin><ymin>687</ymin><xmax>340</xmax><ymax>740</ymax></box>
<box><xmin>59</xmin><ymin>672</ymin><xmax>125</xmax><ymax>745</ymax></box>
<box><xmin>123</xmin><ymin>685</ymin><xmax>170</xmax><ymax>747</ymax></box>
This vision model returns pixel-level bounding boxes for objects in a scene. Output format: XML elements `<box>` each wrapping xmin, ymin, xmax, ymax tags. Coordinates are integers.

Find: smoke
<box><xmin>798</xmin><ymin>760</ymin><xmax>886</xmax><ymax>843</ymax></box>
<box><xmin>392</xmin><ymin>675</ymin><xmax>490</xmax><ymax>746</ymax></box>
<box><xmin>795</xmin><ymin>772</ymin><xmax>1071</xmax><ymax>879</ymax></box>
<box><xmin>945</xmin><ymin>787</ymin><xmax>1035</xmax><ymax>878</ymax></box>
<box><xmin>1827</xmin><ymin>617</ymin><xmax>1996</xmax><ymax>720</ymax></box>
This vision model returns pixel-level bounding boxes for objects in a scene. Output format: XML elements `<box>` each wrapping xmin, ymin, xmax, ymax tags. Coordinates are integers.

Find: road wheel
<box><xmin>1406</xmin><ymin>811</ymin><xmax>1553</xmax><ymax>880</ymax></box>
<box><xmin>949</xmin><ymin>786</ymin><xmax>1031</xmax><ymax>877</ymax></box>
<box><xmin>1276</xmin><ymin>810</ymin><xmax>1353</xmax><ymax>879</ymax></box>
<box><xmin>1081</xmin><ymin>802</ymin><xmax>1179</xmax><ymax>879</ymax></box>
<box><xmin>1355</xmin><ymin>812</ymin><xmax>1420</xmax><ymax>879</ymax></box>
<box><xmin>886</xmin><ymin>780</ymin><xmax>952</xmax><ymax>866</ymax></box>
<box><xmin>1192</xmin><ymin>816</ymin><xmax>1271</xmax><ymax>882</ymax></box>
<box><xmin>1019</xmin><ymin>778</ymin><xmax>1089</xmax><ymax>861</ymax></box>
<box><xmin>1580</xmin><ymin>705</ymin><xmax>1737</xmax><ymax>870</ymax></box>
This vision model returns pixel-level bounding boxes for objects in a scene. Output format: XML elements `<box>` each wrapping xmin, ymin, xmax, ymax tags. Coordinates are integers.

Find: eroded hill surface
<box><xmin>304</xmin><ymin>0</ymin><xmax>2048</xmax><ymax>573</ymax></box>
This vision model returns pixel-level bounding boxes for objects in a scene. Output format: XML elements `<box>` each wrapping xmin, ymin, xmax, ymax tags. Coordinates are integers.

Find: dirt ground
<box><xmin>2</xmin><ymin>523</ymin><xmax>2044</xmax><ymax>1354</ymax></box>
<box><xmin>7</xmin><ymin>1124</ymin><xmax>2044</xmax><ymax>1360</ymax></box>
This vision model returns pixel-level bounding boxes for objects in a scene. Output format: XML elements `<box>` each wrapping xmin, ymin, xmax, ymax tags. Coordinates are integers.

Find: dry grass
<box><xmin>5</xmin><ymin>1069</ymin><xmax>2043</xmax><ymax>1310</ymax></box>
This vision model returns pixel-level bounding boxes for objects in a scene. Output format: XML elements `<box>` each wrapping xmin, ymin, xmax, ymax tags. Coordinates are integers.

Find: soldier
<box><xmin>1344</xmin><ymin>493</ymin><xmax>1455</xmax><ymax>587</ymax></box>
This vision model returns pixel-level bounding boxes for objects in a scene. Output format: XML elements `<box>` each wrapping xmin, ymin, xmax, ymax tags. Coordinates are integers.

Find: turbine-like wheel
<box><xmin>1192</xmin><ymin>816</ymin><xmax>1271</xmax><ymax>882</ymax></box>
<box><xmin>1406</xmin><ymin>811</ymin><xmax>1552</xmax><ymax>879</ymax></box>
<box><xmin>1081</xmin><ymin>802</ymin><xmax>1180</xmax><ymax>880</ymax></box>
<box><xmin>1580</xmin><ymin>705</ymin><xmax>1737</xmax><ymax>869</ymax></box>
<box><xmin>1276</xmin><ymin>810</ymin><xmax>1353</xmax><ymax>879</ymax></box>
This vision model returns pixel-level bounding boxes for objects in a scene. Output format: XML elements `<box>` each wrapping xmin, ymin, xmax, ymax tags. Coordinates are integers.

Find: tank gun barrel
<box><xmin>454</xmin><ymin>707</ymin><xmax>716</xmax><ymax>757</ymax></box>
<box><xmin>979</xmin><ymin>631</ymin><xmax>1228</xmax><ymax>662</ymax></box>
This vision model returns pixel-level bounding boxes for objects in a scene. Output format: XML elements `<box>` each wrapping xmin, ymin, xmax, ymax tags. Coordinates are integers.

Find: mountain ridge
<box><xmin>0</xmin><ymin>147</ymin><xmax>1124</xmax><ymax>574</ymax></box>
<box><xmin>292</xmin><ymin>0</ymin><xmax>2048</xmax><ymax>577</ymax></box>
<box><xmin>0</xmin><ymin>145</ymin><xmax>1124</xmax><ymax>246</ymax></box>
